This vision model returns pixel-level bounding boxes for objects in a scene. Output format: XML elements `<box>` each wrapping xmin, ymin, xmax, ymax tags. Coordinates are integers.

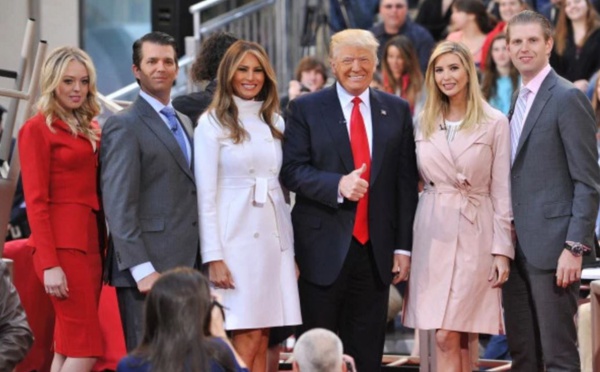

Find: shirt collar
<box><xmin>522</xmin><ymin>64</ymin><xmax>552</xmax><ymax>95</ymax></box>
<box><xmin>335</xmin><ymin>82</ymin><xmax>371</xmax><ymax>109</ymax></box>
<box><xmin>139</xmin><ymin>90</ymin><xmax>173</xmax><ymax>114</ymax></box>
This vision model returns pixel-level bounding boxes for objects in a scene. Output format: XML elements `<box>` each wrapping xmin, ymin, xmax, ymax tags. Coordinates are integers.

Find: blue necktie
<box><xmin>160</xmin><ymin>107</ymin><xmax>190</xmax><ymax>166</ymax></box>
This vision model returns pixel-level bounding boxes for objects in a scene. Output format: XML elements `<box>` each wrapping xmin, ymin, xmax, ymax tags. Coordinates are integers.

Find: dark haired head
<box><xmin>134</xmin><ymin>267</ymin><xmax>235</xmax><ymax>371</ymax></box>
<box><xmin>191</xmin><ymin>31</ymin><xmax>238</xmax><ymax>83</ymax></box>
<box><xmin>132</xmin><ymin>31</ymin><xmax>178</xmax><ymax>70</ymax></box>
<box><xmin>294</xmin><ymin>56</ymin><xmax>328</xmax><ymax>82</ymax></box>
<box><xmin>453</xmin><ymin>0</ymin><xmax>496</xmax><ymax>33</ymax></box>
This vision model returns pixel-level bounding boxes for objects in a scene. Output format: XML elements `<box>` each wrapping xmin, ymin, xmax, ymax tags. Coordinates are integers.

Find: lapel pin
<box><xmin>381</xmin><ymin>109</ymin><xmax>387</xmax><ymax>116</ymax></box>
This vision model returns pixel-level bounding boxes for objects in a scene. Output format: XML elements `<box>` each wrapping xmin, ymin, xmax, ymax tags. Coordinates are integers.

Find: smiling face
<box><xmin>231</xmin><ymin>52</ymin><xmax>265</xmax><ymax>100</ymax></box>
<box><xmin>434</xmin><ymin>52</ymin><xmax>469</xmax><ymax>101</ymax></box>
<box><xmin>491</xmin><ymin>37</ymin><xmax>511</xmax><ymax>69</ymax></box>
<box><xmin>331</xmin><ymin>45</ymin><xmax>376</xmax><ymax>96</ymax></box>
<box><xmin>133</xmin><ymin>42</ymin><xmax>178</xmax><ymax>105</ymax></box>
<box><xmin>386</xmin><ymin>45</ymin><xmax>406</xmax><ymax>79</ymax></box>
<box><xmin>507</xmin><ymin>22</ymin><xmax>553</xmax><ymax>83</ymax></box>
<box><xmin>55</xmin><ymin>60</ymin><xmax>89</xmax><ymax>112</ymax></box>
<box><xmin>565</xmin><ymin>0</ymin><xmax>589</xmax><ymax>22</ymax></box>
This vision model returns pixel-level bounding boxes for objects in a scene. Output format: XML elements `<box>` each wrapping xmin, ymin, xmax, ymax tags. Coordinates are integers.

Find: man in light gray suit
<box><xmin>100</xmin><ymin>32</ymin><xmax>199</xmax><ymax>351</ymax></box>
<box><xmin>503</xmin><ymin>11</ymin><xmax>600</xmax><ymax>371</ymax></box>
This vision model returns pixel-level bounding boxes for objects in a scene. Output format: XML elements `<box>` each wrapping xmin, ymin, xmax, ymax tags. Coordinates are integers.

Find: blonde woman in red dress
<box><xmin>19</xmin><ymin>46</ymin><xmax>103</xmax><ymax>372</ymax></box>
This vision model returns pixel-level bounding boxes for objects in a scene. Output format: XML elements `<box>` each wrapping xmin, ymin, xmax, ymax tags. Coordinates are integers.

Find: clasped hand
<box><xmin>339</xmin><ymin>164</ymin><xmax>368</xmax><ymax>202</ymax></box>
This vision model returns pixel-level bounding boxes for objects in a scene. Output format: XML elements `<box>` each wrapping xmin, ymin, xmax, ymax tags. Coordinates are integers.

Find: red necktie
<box><xmin>350</xmin><ymin>97</ymin><xmax>370</xmax><ymax>244</ymax></box>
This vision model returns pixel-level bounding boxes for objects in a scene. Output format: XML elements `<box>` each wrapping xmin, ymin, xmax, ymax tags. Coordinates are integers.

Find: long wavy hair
<box><xmin>208</xmin><ymin>40</ymin><xmax>282</xmax><ymax>144</ymax></box>
<box><xmin>419</xmin><ymin>41</ymin><xmax>488</xmax><ymax>139</ymax></box>
<box><xmin>36</xmin><ymin>46</ymin><xmax>100</xmax><ymax>150</ymax></box>
<box><xmin>381</xmin><ymin>35</ymin><xmax>423</xmax><ymax>109</ymax></box>
<box><xmin>481</xmin><ymin>33</ymin><xmax>520</xmax><ymax>100</ymax></box>
<box><xmin>131</xmin><ymin>268</ymin><xmax>236</xmax><ymax>372</ymax></box>
<box><xmin>554</xmin><ymin>0</ymin><xmax>600</xmax><ymax>56</ymax></box>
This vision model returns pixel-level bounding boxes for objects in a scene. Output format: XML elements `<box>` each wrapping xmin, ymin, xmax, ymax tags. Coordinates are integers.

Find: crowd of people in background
<box><xmin>5</xmin><ymin>0</ymin><xmax>600</xmax><ymax>371</ymax></box>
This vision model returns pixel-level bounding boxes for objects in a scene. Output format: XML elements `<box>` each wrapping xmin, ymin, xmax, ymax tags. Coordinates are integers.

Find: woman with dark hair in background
<box><xmin>381</xmin><ymin>35</ymin><xmax>424</xmax><ymax>115</ymax></box>
<box><xmin>551</xmin><ymin>0</ymin><xmax>600</xmax><ymax>92</ymax></box>
<box><xmin>117</xmin><ymin>268</ymin><xmax>248</xmax><ymax>372</ymax></box>
<box><xmin>19</xmin><ymin>46</ymin><xmax>103</xmax><ymax>372</ymax></box>
<box><xmin>173</xmin><ymin>31</ymin><xmax>239</xmax><ymax>123</ymax></box>
<box><xmin>481</xmin><ymin>33</ymin><xmax>520</xmax><ymax>115</ymax></box>
<box><xmin>195</xmin><ymin>40</ymin><xmax>301</xmax><ymax>371</ymax></box>
<box><xmin>447</xmin><ymin>0</ymin><xmax>496</xmax><ymax>68</ymax></box>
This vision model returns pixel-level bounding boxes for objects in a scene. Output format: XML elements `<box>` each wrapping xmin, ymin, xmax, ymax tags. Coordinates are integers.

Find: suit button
<box><xmin>254</xmin><ymin>232</ymin><xmax>259</xmax><ymax>238</ymax></box>
<box><xmin>429</xmin><ymin>181</ymin><xmax>434</xmax><ymax>186</ymax></box>
<box><xmin>249</xmin><ymin>168</ymin><xmax>255</xmax><ymax>174</ymax></box>
<box><xmin>192</xmin><ymin>221</ymin><xmax>197</xmax><ymax>226</ymax></box>
<box><xmin>192</xmin><ymin>190</ymin><xmax>197</xmax><ymax>195</ymax></box>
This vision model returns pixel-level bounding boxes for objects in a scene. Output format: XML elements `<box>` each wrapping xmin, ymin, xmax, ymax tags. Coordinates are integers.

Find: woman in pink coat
<box><xmin>403</xmin><ymin>41</ymin><xmax>514</xmax><ymax>371</ymax></box>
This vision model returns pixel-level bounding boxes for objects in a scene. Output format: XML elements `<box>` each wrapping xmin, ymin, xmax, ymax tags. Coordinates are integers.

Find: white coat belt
<box><xmin>219</xmin><ymin>176</ymin><xmax>293</xmax><ymax>252</ymax></box>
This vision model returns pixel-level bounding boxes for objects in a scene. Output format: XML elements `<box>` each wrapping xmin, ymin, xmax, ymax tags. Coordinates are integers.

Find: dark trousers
<box><xmin>116</xmin><ymin>287</ymin><xmax>146</xmax><ymax>352</ymax></box>
<box><xmin>297</xmin><ymin>239</ymin><xmax>389</xmax><ymax>372</ymax></box>
<box><xmin>502</xmin><ymin>245</ymin><xmax>580</xmax><ymax>372</ymax></box>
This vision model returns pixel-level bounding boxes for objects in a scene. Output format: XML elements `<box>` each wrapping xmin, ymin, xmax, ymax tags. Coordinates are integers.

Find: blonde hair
<box><xmin>37</xmin><ymin>46</ymin><xmax>100</xmax><ymax>150</ymax></box>
<box><xmin>419</xmin><ymin>41</ymin><xmax>487</xmax><ymax>138</ymax></box>
<box><xmin>208</xmin><ymin>40</ymin><xmax>282</xmax><ymax>144</ymax></box>
<box><xmin>329</xmin><ymin>29</ymin><xmax>379</xmax><ymax>64</ymax></box>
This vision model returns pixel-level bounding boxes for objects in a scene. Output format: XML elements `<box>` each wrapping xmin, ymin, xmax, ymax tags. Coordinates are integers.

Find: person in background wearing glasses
<box><xmin>370</xmin><ymin>0</ymin><xmax>435</xmax><ymax>72</ymax></box>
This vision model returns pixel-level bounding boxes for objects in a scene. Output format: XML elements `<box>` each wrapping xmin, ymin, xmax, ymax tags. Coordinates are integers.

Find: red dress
<box><xmin>19</xmin><ymin>113</ymin><xmax>104</xmax><ymax>357</ymax></box>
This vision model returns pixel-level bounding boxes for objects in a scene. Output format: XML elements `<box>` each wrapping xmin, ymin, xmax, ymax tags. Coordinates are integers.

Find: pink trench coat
<box><xmin>403</xmin><ymin>103</ymin><xmax>515</xmax><ymax>335</ymax></box>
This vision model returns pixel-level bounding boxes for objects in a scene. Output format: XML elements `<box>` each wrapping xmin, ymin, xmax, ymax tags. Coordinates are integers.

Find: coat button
<box><xmin>192</xmin><ymin>221</ymin><xmax>197</xmax><ymax>226</ymax></box>
<box><xmin>254</xmin><ymin>232</ymin><xmax>259</xmax><ymax>238</ymax></box>
<box><xmin>429</xmin><ymin>181</ymin><xmax>434</xmax><ymax>186</ymax></box>
<box><xmin>249</xmin><ymin>168</ymin><xmax>255</xmax><ymax>174</ymax></box>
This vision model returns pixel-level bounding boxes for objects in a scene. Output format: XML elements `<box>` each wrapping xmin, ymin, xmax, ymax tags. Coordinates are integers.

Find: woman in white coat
<box><xmin>194</xmin><ymin>40</ymin><xmax>301</xmax><ymax>371</ymax></box>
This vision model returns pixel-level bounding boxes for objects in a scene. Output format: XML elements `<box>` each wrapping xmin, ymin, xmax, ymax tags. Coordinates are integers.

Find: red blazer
<box><xmin>18</xmin><ymin>113</ymin><xmax>100</xmax><ymax>270</ymax></box>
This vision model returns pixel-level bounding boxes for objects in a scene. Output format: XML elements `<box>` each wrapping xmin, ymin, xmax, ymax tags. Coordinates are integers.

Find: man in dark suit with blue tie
<box><xmin>101</xmin><ymin>32</ymin><xmax>199</xmax><ymax>351</ymax></box>
<box><xmin>281</xmin><ymin>29</ymin><xmax>419</xmax><ymax>371</ymax></box>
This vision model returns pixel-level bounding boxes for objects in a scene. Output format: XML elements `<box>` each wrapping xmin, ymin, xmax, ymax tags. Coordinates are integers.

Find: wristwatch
<box><xmin>564</xmin><ymin>242</ymin><xmax>590</xmax><ymax>257</ymax></box>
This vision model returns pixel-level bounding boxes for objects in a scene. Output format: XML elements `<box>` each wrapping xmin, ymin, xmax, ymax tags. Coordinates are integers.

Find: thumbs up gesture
<box><xmin>339</xmin><ymin>164</ymin><xmax>369</xmax><ymax>201</ymax></box>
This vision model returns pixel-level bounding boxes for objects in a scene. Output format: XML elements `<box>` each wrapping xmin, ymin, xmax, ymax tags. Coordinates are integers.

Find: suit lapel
<box><xmin>320</xmin><ymin>87</ymin><xmax>355</xmax><ymax>173</ymax></box>
<box><xmin>133</xmin><ymin>97</ymin><xmax>194</xmax><ymax>180</ymax></box>
<box><xmin>369</xmin><ymin>90</ymin><xmax>389</xmax><ymax>187</ymax></box>
<box><xmin>514</xmin><ymin>71</ymin><xmax>555</xmax><ymax>162</ymax></box>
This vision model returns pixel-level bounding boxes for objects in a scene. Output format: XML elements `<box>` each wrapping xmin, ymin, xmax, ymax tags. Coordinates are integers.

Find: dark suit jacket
<box><xmin>281</xmin><ymin>85</ymin><xmax>419</xmax><ymax>286</ymax></box>
<box><xmin>511</xmin><ymin>69</ymin><xmax>600</xmax><ymax>269</ymax></box>
<box><xmin>100</xmin><ymin>96</ymin><xmax>199</xmax><ymax>287</ymax></box>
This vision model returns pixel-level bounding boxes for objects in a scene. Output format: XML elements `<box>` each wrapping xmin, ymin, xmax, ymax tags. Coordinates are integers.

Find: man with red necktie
<box><xmin>281</xmin><ymin>29</ymin><xmax>419</xmax><ymax>372</ymax></box>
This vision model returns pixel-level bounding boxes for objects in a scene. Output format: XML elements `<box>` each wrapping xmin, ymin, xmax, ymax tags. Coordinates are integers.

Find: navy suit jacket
<box><xmin>281</xmin><ymin>85</ymin><xmax>419</xmax><ymax>286</ymax></box>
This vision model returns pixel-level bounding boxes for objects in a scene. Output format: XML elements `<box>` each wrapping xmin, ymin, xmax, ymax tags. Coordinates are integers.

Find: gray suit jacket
<box><xmin>100</xmin><ymin>96</ymin><xmax>200</xmax><ymax>287</ymax></box>
<box><xmin>511</xmin><ymin>69</ymin><xmax>600</xmax><ymax>270</ymax></box>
